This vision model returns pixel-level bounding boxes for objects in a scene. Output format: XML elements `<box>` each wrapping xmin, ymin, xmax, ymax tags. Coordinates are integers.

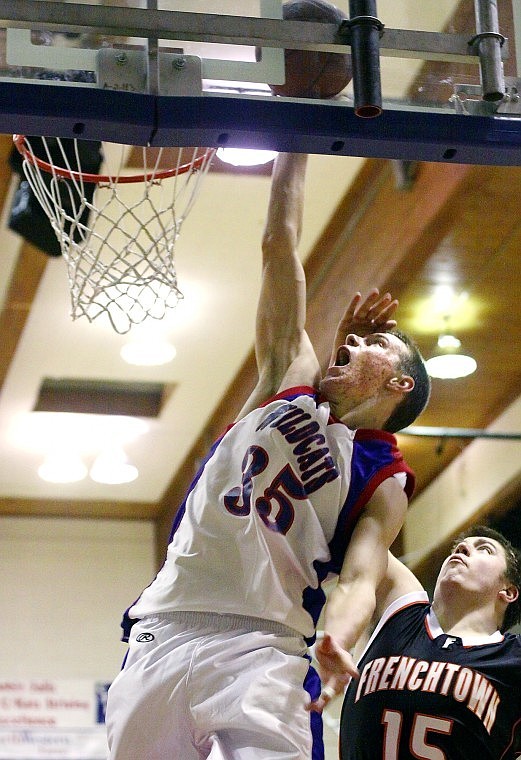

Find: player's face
<box><xmin>436</xmin><ymin>536</ymin><xmax>509</xmax><ymax>597</ymax></box>
<box><xmin>319</xmin><ymin>332</ymin><xmax>407</xmax><ymax>416</ymax></box>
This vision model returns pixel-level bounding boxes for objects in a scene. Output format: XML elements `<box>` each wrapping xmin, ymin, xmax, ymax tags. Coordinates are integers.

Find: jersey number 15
<box><xmin>382</xmin><ymin>709</ymin><xmax>452</xmax><ymax>760</ymax></box>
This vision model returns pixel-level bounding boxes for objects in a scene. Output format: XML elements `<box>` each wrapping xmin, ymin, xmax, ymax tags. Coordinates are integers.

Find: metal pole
<box><xmin>147</xmin><ymin>0</ymin><xmax>159</xmax><ymax>97</ymax></box>
<box><xmin>347</xmin><ymin>0</ymin><xmax>383</xmax><ymax>117</ymax></box>
<box><xmin>512</xmin><ymin>0</ymin><xmax>521</xmax><ymax>76</ymax></box>
<box><xmin>401</xmin><ymin>426</ymin><xmax>521</xmax><ymax>440</ymax></box>
<box><xmin>471</xmin><ymin>0</ymin><xmax>505</xmax><ymax>101</ymax></box>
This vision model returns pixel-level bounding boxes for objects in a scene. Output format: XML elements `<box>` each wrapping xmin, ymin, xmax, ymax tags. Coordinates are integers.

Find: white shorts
<box><xmin>106</xmin><ymin>611</ymin><xmax>314</xmax><ymax>760</ymax></box>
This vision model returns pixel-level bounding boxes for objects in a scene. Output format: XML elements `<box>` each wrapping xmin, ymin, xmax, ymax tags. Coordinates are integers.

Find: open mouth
<box><xmin>335</xmin><ymin>346</ymin><xmax>351</xmax><ymax>367</ymax></box>
<box><xmin>448</xmin><ymin>556</ymin><xmax>467</xmax><ymax>567</ymax></box>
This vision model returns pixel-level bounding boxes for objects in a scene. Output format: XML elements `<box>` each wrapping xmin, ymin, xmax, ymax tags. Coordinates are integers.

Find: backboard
<box><xmin>1</xmin><ymin>0</ymin><xmax>521</xmax><ymax>164</ymax></box>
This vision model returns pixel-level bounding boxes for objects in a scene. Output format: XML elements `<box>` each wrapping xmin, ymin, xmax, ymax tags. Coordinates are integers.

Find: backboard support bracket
<box><xmin>97</xmin><ymin>48</ymin><xmax>203</xmax><ymax>97</ymax></box>
<box><xmin>452</xmin><ymin>77</ymin><xmax>521</xmax><ymax>115</ymax></box>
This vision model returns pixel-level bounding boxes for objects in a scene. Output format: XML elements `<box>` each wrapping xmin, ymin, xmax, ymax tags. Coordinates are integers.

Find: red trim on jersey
<box><xmin>424</xmin><ymin>613</ymin><xmax>436</xmax><ymax>641</ymax></box>
<box><xmin>340</xmin><ymin>459</ymin><xmax>416</xmax><ymax>542</ymax></box>
<box><xmin>352</xmin><ymin>426</ymin><xmax>402</xmax><ymax>446</ymax></box>
<box><xmin>260</xmin><ymin>385</ymin><xmax>317</xmax><ymax>407</ymax></box>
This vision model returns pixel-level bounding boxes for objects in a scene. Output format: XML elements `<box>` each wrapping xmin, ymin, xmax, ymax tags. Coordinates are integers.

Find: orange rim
<box><xmin>13</xmin><ymin>135</ymin><xmax>216</xmax><ymax>184</ymax></box>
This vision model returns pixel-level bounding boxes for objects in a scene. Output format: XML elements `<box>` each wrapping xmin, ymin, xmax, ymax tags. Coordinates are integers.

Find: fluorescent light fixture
<box><xmin>216</xmin><ymin>148</ymin><xmax>277</xmax><ymax>167</ymax></box>
<box><xmin>425</xmin><ymin>354</ymin><xmax>477</xmax><ymax>379</ymax></box>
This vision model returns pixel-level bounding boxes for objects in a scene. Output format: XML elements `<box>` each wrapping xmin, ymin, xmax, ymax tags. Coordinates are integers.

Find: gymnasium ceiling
<box><xmin>0</xmin><ymin>0</ymin><xmax>520</xmax><ymax>580</ymax></box>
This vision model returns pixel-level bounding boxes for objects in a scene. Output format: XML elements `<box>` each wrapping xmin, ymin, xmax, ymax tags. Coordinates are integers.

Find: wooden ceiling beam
<box><xmin>0</xmin><ymin>497</ymin><xmax>158</xmax><ymax>520</ymax></box>
<box><xmin>0</xmin><ymin>135</ymin><xmax>49</xmax><ymax>387</ymax></box>
<box><xmin>304</xmin><ymin>160</ymin><xmax>473</xmax><ymax>366</ymax></box>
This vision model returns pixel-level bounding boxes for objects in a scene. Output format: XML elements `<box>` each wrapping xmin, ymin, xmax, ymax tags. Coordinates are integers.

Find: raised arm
<box><xmin>310</xmin><ymin>476</ymin><xmax>412</xmax><ymax>711</ymax></box>
<box><xmin>312</xmin><ymin>524</ymin><xmax>426</xmax><ymax>713</ymax></box>
<box><xmin>352</xmin><ymin>551</ymin><xmax>426</xmax><ymax>658</ymax></box>
<box><xmin>236</xmin><ymin>153</ymin><xmax>320</xmax><ymax>420</ymax></box>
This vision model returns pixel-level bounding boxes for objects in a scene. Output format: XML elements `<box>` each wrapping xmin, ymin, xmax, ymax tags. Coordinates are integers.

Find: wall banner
<box><xmin>0</xmin><ymin>680</ymin><xmax>110</xmax><ymax>759</ymax></box>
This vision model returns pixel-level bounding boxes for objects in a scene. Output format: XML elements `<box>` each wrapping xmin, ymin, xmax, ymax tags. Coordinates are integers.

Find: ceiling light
<box><xmin>120</xmin><ymin>339</ymin><xmax>177</xmax><ymax>366</ymax></box>
<box><xmin>432</xmin><ymin>285</ymin><xmax>458</xmax><ymax>314</ymax></box>
<box><xmin>216</xmin><ymin>148</ymin><xmax>277</xmax><ymax>167</ymax></box>
<box><xmin>437</xmin><ymin>333</ymin><xmax>461</xmax><ymax>349</ymax></box>
<box><xmin>38</xmin><ymin>450</ymin><xmax>88</xmax><ymax>483</ymax></box>
<box><xmin>90</xmin><ymin>447</ymin><xmax>138</xmax><ymax>485</ymax></box>
<box><xmin>425</xmin><ymin>353</ymin><xmax>477</xmax><ymax>379</ymax></box>
<box><xmin>427</xmin><ymin>326</ymin><xmax>477</xmax><ymax>379</ymax></box>
<box><xmin>409</xmin><ymin>289</ymin><xmax>478</xmax><ymax>335</ymax></box>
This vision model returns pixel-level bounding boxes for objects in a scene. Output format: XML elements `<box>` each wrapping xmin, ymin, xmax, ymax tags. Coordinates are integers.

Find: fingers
<box><xmin>307</xmin><ymin>675</ymin><xmax>353</xmax><ymax>714</ymax></box>
<box><xmin>336</xmin><ymin>289</ymin><xmax>399</xmax><ymax>335</ymax></box>
<box><xmin>358</xmin><ymin>290</ymin><xmax>398</xmax><ymax>325</ymax></box>
<box><xmin>334</xmin><ymin>292</ymin><xmax>362</xmax><ymax>336</ymax></box>
<box><xmin>345</xmin><ymin>291</ymin><xmax>363</xmax><ymax>317</ymax></box>
<box><xmin>307</xmin><ymin>635</ymin><xmax>359</xmax><ymax>715</ymax></box>
<box><xmin>330</xmin><ymin>288</ymin><xmax>400</xmax><ymax>364</ymax></box>
<box><xmin>315</xmin><ymin>635</ymin><xmax>360</xmax><ymax>679</ymax></box>
<box><xmin>318</xmin><ymin>632</ymin><xmax>335</xmax><ymax>653</ymax></box>
<box><xmin>371</xmin><ymin>296</ymin><xmax>399</xmax><ymax>326</ymax></box>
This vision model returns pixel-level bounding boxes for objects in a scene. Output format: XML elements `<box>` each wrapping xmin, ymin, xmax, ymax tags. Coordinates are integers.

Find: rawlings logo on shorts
<box><xmin>136</xmin><ymin>633</ymin><xmax>155</xmax><ymax>642</ymax></box>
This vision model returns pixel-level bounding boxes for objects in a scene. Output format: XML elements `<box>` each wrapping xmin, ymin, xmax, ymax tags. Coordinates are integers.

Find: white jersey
<box><xmin>126</xmin><ymin>387</ymin><xmax>414</xmax><ymax>640</ymax></box>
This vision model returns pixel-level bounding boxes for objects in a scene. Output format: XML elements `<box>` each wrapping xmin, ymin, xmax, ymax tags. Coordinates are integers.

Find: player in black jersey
<box><xmin>338</xmin><ymin>525</ymin><xmax>521</xmax><ymax>759</ymax></box>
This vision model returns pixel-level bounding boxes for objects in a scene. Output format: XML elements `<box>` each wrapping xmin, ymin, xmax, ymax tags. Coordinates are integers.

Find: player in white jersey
<box><xmin>105</xmin><ymin>153</ymin><xmax>431</xmax><ymax>760</ymax></box>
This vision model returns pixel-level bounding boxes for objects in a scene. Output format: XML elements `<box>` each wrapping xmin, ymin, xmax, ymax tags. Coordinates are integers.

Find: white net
<box><xmin>15</xmin><ymin>137</ymin><xmax>215</xmax><ymax>333</ymax></box>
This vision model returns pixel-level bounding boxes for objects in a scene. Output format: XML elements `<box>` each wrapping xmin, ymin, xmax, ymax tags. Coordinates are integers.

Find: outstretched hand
<box><xmin>330</xmin><ymin>289</ymin><xmax>399</xmax><ymax>366</ymax></box>
<box><xmin>307</xmin><ymin>633</ymin><xmax>359</xmax><ymax>714</ymax></box>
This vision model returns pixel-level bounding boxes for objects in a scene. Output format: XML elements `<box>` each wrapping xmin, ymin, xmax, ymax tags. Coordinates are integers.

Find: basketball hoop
<box><xmin>13</xmin><ymin>135</ymin><xmax>216</xmax><ymax>334</ymax></box>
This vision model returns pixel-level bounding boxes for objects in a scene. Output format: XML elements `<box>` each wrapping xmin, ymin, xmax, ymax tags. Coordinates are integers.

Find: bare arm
<box><xmin>310</xmin><ymin>476</ymin><xmax>409</xmax><ymax>710</ymax></box>
<box><xmin>374</xmin><ymin>551</ymin><xmax>425</xmax><ymax>618</ymax></box>
<box><xmin>348</xmin><ymin>552</ymin><xmax>426</xmax><ymax>664</ymax></box>
<box><xmin>236</xmin><ymin>156</ymin><xmax>402</xmax><ymax>421</ymax></box>
<box><xmin>236</xmin><ymin>153</ymin><xmax>320</xmax><ymax>420</ymax></box>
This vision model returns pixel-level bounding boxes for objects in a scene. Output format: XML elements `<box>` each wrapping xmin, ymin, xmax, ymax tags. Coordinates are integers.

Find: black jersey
<box><xmin>340</xmin><ymin>592</ymin><xmax>521</xmax><ymax>760</ymax></box>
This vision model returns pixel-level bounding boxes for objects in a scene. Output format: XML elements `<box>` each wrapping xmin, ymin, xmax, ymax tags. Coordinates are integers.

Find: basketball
<box><xmin>268</xmin><ymin>0</ymin><xmax>352</xmax><ymax>99</ymax></box>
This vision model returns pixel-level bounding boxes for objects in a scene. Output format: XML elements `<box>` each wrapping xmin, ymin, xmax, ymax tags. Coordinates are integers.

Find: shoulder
<box><xmin>378</xmin><ymin>591</ymin><xmax>430</xmax><ymax>628</ymax></box>
<box><xmin>349</xmin><ymin>430</ymin><xmax>416</xmax><ymax>499</ymax></box>
<box><xmin>502</xmin><ymin>631</ymin><xmax>521</xmax><ymax>653</ymax></box>
<box><xmin>363</xmin><ymin>477</ymin><xmax>409</xmax><ymax>525</ymax></box>
<box><xmin>359</xmin><ymin>592</ymin><xmax>430</xmax><ymax>662</ymax></box>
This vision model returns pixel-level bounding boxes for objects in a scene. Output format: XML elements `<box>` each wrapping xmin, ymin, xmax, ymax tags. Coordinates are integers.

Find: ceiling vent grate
<box><xmin>33</xmin><ymin>378</ymin><xmax>172</xmax><ymax>418</ymax></box>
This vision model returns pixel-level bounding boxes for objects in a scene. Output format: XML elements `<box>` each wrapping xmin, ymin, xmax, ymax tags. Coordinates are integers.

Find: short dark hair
<box><xmin>383</xmin><ymin>329</ymin><xmax>431</xmax><ymax>434</ymax></box>
<box><xmin>453</xmin><ymin>525</ymin><xmax>521</xmax><ymax>632</ymax></box>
